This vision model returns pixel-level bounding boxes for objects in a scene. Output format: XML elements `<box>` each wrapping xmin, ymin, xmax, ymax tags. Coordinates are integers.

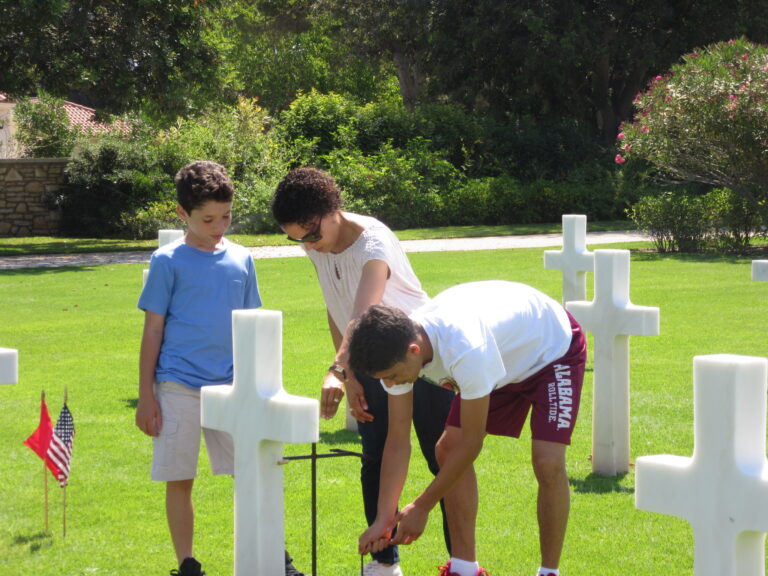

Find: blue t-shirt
<box><xmin>138</xmin><ymin>238</ymin><xmax>262</xmax><ymax>389</ymax></box>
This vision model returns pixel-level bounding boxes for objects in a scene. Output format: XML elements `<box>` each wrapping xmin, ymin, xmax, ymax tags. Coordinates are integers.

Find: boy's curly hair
<box><xmin>348</xmin><ymin>305</ymin><xmax>417</xmax><ymax>377</ymax></box>
<box><xmin>175</xmin><ymin>161</ymin><xmax>234</xmax><ymax>213</ymax></box>
<box><xmin>272</xmin><ymin>167</ymin><xmax>343</xmax><ymax>226</ymax></box>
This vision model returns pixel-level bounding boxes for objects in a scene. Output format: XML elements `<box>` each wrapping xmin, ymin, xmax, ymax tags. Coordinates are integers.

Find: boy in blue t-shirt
<box><xmin>136</xmin><ymin>161</ymin><xmax>303</xmax><ymax>576</ymax></box>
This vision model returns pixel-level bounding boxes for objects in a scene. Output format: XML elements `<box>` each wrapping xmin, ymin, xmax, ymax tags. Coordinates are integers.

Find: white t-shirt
<box><xmin>306</xmin><ymin>215</ymin><xmax>429</xmax><ymax>331</ymax></box>
<box><xmin>386</xmin><ymin>280</ymin><xmax>572</xmax><ymax>400</ymax></box>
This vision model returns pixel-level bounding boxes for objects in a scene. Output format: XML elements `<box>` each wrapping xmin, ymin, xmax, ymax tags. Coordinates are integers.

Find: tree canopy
<box><xmin>3</xmin><ymin>0</ymin><xmax>768</xmax><ymax>141</ymax></box>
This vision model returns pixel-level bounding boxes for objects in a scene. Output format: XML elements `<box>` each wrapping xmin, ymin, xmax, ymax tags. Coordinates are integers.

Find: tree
<box><xmin>0</xmin><ymin>0</ymin><xmax>222</xmax><ymax>120</ymax></box>
<box><xmin>426</xmin><ymin>0</ymin><xmax>768</xmax><ymax>142</ymax></box>
<box><xmin>617</xmin><ymin>38</ymin><xmax>768</xmax><ymax>225</ymax></box>
<box><xmin>13</xmin><ymin>93</ymin><xmax>79</xmax><ymax>158</ymax></box>
<box><xmin>206</xmin><ymin>1</ymin><xmax>395</xmax><ymax>112</ymax></box>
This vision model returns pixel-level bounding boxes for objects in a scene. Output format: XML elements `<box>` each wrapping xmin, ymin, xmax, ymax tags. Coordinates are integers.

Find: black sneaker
<box><xmin>170</xmin><ymin>557</ymin><xmax>205</xmax><ymax>576</ymax></box>
<box><xmin>285</xmin><ymin>549</ymin><xmax>305</xmax><ymax>576</ymax></box>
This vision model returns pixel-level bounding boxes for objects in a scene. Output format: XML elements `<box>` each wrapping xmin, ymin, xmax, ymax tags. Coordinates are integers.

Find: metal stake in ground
<box><xmin>281</xmin><ymin>444</ymin><xmax>365</xmax><ymax>575</ymax></box>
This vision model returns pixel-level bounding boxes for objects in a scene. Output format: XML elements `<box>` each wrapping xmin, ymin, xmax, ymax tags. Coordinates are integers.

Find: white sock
<box><xmin>537</xmin><ymin>567</ymin><xmax>559</xmax><ymax>576</ymax></box>
<box><xmin>450</xmin><ymin>557</ymin><xmax>479</xmax><ymax>576</ymax></box>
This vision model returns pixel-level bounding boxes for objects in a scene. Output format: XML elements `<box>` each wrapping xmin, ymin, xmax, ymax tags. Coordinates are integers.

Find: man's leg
<box><xmin>166</xmin><ymin>478</ymin><xmax>195</xmax><ymax>565</ymax></box>
<box><xmin>531</xmin><ymin>439</ymin><xmax>569</xmax><ymax>569</ymax></box>
<box><xmin>435</xmin><ymin>426</ymin><xmax>478</xmax><ymax>562</ymax></box>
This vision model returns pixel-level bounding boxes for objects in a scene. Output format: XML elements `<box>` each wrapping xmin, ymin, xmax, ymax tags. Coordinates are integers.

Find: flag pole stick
<box><xmin>63</xmin><ymin>387</ymin><xmax>68</xmax><ymax>538</ymax></box>
<box><xmin>42</xmin><ymin>390</ymin><xmax>49</xmax><ymax>533</ymax></box>
<box><xmin>62</xmin><ymin>487</ymin><xmax>67</xmax><ymax>538</ymax></box>
<box><xmin>44</xmin><ymin>460</ymin><xmax>49</xmax><ymax>532</ymax></box>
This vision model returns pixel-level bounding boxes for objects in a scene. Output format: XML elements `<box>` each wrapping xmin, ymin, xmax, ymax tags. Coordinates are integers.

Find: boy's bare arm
<box><xmin>136</xmin><ymin>310</ymin><xmax>165</xmax><ymax>437</ymax></box>
<box><xmin>358</xmin><ymin>392</ymin><xmax>414</xmax><ymax>554</ymax></box>
<box><xmin>393</xmin><ymin>395</ymin><xmax>489</xmax><ymax>545</ymax></box>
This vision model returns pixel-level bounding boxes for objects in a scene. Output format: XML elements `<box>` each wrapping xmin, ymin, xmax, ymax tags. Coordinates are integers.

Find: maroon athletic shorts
<box><xmin>445</xmin><ymin>312</ymin><xmax>586</xmax><ymax>445</ymax></box>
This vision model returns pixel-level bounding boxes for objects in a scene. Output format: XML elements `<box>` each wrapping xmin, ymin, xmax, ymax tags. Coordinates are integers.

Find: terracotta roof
<box><xmin>58</xmin><ymin>100</ymin><xmax>131</xmax><ymax>135</ymax></box>
<box><xmin>0</xmin><ymin>92</ymin><xmax>129</xmax><ymax>134</ymax></box>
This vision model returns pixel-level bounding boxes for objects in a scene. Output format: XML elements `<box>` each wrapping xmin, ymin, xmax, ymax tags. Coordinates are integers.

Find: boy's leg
<box><xmin>531</xmin><ymin>440</ymin><xmax>569</xmax><ymax>569</ymax></box>
<box><xmin>153</xmin><ymin>382</ymin><xmax>204</xmax><ymax>569</ymax></box>
<box><xmin>167</xmin><ymin>478</ymin><xmax>196</xmax><ymax>564</ymax></box>
<box><xmin>412</xmin><ymin>379</ymin><xmax>454</xmax><ymax>555</ymax></box>
<box><xmin>435</xmin><ymin>426</ymin><xmax>478</xmax><ymax>562</ymax></box>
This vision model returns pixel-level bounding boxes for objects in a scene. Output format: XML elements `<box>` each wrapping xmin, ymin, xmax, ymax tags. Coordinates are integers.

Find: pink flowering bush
<box><xmin>618</xmin><ymin>37</ymin><xmax>768</xmax><ymax>227</ymax></box>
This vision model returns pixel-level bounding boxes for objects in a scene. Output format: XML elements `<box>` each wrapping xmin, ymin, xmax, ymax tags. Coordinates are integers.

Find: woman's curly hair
<box><xmin>272</xmin><ymin>167</ymin><xmax>343</xmax><ymax>226</ymax></box>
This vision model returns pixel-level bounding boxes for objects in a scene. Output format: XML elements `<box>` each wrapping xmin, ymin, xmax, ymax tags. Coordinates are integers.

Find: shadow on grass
<box><xmin>571</xmin><ymin>472</ymin><xmax>633</xmax><ymax>495</ymax></box>
<box><xmin>320</xmin><ymin>428</ymin><xmax>361</xmax><ymax>445</ymax></box>
<box><xmin>12</xmin><ymin>531</ymin><xmax>53</xmax><ymax>553</ymax></box>
<box><xmin>123</xmin><ymin>398</ymin><xmax>138</xmax><ymax>409</ymax></box>
<box><xmin>0</xmin><ymin>264</ymin><xmax>103</xmax><ymax>276</ymax></box>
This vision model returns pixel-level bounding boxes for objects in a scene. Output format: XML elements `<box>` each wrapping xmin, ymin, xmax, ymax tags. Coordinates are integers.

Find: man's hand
<box><xmin>390</xmin><ymin>502</ymin><xmax>429</xmax><ymax>546</ymax></box>
<box><xmin>359</xmin><ymin>518</ymin><xmax>396</xmax><ymax>555</ymax></box>
<box><xmin>345</xmin><ymin>373</ymin><xmax>374</xmax><ymax>422</ymax></box>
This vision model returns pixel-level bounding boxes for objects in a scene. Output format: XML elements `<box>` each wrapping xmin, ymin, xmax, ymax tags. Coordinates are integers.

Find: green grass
<box><xmin>0</xmin><ymin>242</ymin><xmax>766</xmax><ymax>575</ymax></box>
<box><xmin>0</xmin><ymin>221</ymin><xmax>635</xmax><ymax>256</ymax></box>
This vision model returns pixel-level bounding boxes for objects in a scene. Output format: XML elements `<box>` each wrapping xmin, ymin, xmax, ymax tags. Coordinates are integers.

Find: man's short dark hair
<box><xmin>272</xmin><ymin>167</ymin><xmax>342</xmax><ymax>227</ymax></box>
<box><xmin>175</xmin><ymin>161</ymin><xmax>235</xmax><ymax>213</ymax></box>
<box><xmin>348</xmin><ymin>305</ymin><xmax>418</xmax><ymax>377</ymax></box>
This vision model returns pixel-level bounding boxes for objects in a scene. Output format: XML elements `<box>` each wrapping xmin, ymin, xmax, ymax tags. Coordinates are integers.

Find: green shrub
<box><xmin>232</xmin><ymin>173</ymin><xmax>283</xmax><ymax>234</ymax></box>
<box><xmin>354</xmin><ymin>99</ymin><xmax>419</xmax><ymax>154</ymax></box>
<box><xmin>155</xmin><ymin>97</ymin><xmax>284</xmax><ymax>181</ymax></box>
<box><xmin>628</xmin><ymin>190</ymin><xmax>712</xmax><ymax>252</ymax></box>
<box><xmin>13</xmin><ymin>93</ymin><xmax>79</xmax><ymax>158</ymax></box>
<box><xmin>704</xmin><ymin>187</ymin><xmax>763</xmax><ymax>251</ymax></box>
<box><xmin>411</xmin><ymin>103</ymin><xmax>489</xmax><ymax>175</ymax></box>
<box><xmin>324</xmin><ymin>139</ymin><xmax>456</xmax><ymax>229</ymax></box>
<box><xmin>119</xmin><ymin>199</ymin><xmax>180</xmax><ymax>239</ymax></box>
<box><xmin>57</xmin><ymin>137</ymin><xmax>170</xmax><ymax>237</ymax></box>
<box><xmin>277</xmin><ymin>90</ymin><xmax>359</xmax><ymax>159</ymax></box>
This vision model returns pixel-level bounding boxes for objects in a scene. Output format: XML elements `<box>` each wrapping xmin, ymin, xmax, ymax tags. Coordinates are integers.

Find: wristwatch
<box><xmin>328</xmin><ymin>363</ymin><xmax>347</xmax><ymax>381</ymax></box>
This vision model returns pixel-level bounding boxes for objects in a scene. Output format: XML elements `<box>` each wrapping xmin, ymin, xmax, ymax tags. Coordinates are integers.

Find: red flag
<box><xmin>47</xmin><ymin>403</ymin><xmax>75</xmax><ymax>487</ymax></box>
<box><xmin>24</xmin><ymin>396</ymin><xmax>53</xmax><ymax>460</ymax></box>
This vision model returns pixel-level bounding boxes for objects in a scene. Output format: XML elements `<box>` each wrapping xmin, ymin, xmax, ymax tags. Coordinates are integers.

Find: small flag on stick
<box><xmin>48</xmin><ymin>402</ymin><xmax>75</xmax><ymax>487</ymax></box>
<box><xmin>24</xmin><ymin>394</ymin><xmax>75</xmax><ymax>487</ymax></box>
<box><xmin>24</xmin><ymin>393</ymin><xmax>53</xmax><ymax>460</ymax></box>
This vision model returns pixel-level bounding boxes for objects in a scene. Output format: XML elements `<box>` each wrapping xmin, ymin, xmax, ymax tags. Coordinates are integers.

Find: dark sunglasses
<box><xmin>286</xmin><ymin>219</ymin><xmax>323</xmax><ymax>243</ymax></box>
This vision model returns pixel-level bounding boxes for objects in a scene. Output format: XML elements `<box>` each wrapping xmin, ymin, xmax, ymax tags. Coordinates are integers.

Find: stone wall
<box><xmin>0</xmin><ymin>158</ymin><xmax>67</xmax><ymax>236</ymax></box>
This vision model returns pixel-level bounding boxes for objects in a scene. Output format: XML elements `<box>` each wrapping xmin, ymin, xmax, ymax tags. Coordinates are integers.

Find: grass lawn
<box><xmin>0</xmin><ymin>241</ymin><xmax>765</xmax><ymax>576</ymax></box>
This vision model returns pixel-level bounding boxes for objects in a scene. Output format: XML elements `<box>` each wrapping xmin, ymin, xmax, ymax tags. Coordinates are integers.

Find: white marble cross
<box><xmin>636</xmin><ymin>354</ymin><xmax>768</xmax><ymax>576</ymax></box>
<box><xmin>566</xmin><ymin>249</ymin><xmax>660</xmax><ymax>476</ymax></box>
<box><xmin>201</xmin><ymin>309</ymin><xmax>319</xmax><ymax>576</ymax></box>
<box><xmin>753</xmin><ymin>260</ymin><xmax>768</xmax><ymax>282</ymax></box>
<box><xmin>0</xmin><ymin>347</ymin><xmax>18</xmax><ymax>384</ymax></box>
<box><xmin>544</xmin><ymin>214</ymin><xmax>595</xmax><ymax>303</ymax></box>
<box><xmin>143</xmin><ymin>229</ymin><xmax>185</xmax><ymax>285</ymax></box>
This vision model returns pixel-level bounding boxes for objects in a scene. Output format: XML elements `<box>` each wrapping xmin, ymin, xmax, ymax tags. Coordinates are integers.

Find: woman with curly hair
<box><xmin>272</xmin><ymin>167</ymin><xmax>454</xmax><ymax>576</ymax></box>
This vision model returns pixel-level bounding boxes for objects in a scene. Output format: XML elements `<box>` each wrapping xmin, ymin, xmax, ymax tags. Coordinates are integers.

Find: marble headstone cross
<box><xmin>544</xmin><ymin>214</ymin><xmax>595</xmax><ymax>303</ymax></box>
<box><xmin>142</xmin><ymin>229</ymin><xmax>185</xmax><ymax>285</ymax></box>
<box><xmin>636</xmin><ymin>354</ymin><xmax>768</xmax><ymax>576</ymax></box>
<box><xmin>753</xmin><ymin>260</ymin><xmax>768</xmax><ymax>282</ymax></box>
<box><xmin>0</xmin><ymin>347</ymin><xmax>18</xmax><ymax>384</ymax></box>
<box><xmin>201</xmin><ymin>309</ymin><xmax>319</xmax><ymax>576</ymax></box>
<box><xmin>566</xmin><ymin>249</ymin><xmax>660</xmax><ymax>476</ymax></box>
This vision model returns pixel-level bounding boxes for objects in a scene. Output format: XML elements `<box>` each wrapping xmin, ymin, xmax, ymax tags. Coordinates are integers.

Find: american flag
<box><xmin>47</xmin><ymin>403</ymin><xmax>75</xmax><ymax>487</ymax></box>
